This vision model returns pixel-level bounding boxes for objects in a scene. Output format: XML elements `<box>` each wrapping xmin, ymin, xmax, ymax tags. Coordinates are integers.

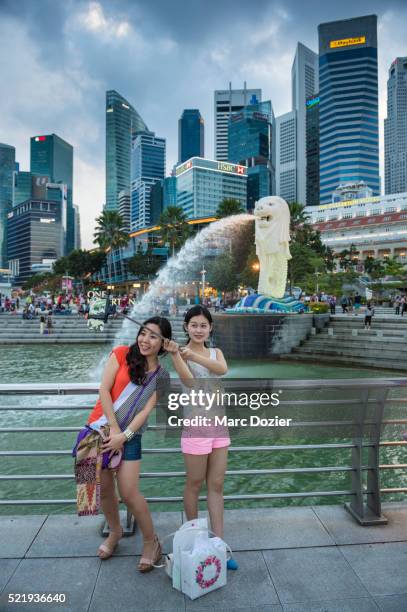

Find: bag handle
<box><xmin>153</xmin><ymin>526</ymin><xmax>233</xmax><ymax>569</ymax></box>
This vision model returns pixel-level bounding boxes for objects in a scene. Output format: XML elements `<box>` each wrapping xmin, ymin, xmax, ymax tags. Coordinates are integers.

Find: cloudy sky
<box><xmin>1</xmin><ymin>0</ymin><xmax>406</xmax><ymax>248</ymax></box>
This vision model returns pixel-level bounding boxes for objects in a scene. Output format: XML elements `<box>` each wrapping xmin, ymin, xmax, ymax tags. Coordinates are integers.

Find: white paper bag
<box><xmin>172</xmin><ymin>518</ymin><xmax>208</xmax><ymax>591</ymax></box>
<box><xmin>180</xmin><ymin>533</ymin><xmax>227</xmax><ymax>600</ymax></box>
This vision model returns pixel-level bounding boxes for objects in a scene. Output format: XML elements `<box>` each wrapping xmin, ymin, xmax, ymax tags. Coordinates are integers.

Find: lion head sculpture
<box><xmin>254</xmin><ymin>196</ymin><xmax>291</xmax><ymax>259</ymax></box>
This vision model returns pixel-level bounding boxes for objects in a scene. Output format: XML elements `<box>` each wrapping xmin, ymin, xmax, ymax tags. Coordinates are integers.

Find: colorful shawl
<box><xmin>74</xmin><ymin>427</ymin><xmax>105</xmax><ymax>516</ymax></box>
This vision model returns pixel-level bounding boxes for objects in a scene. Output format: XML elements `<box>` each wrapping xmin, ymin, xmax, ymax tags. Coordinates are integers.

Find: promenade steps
<box><xmin>0</xmin><ymin>314</ymin><xmax>188</xmax><ymax>345</ymax></box>
<box><xmin>283</xmin><ymin>314</ymin><xmax>407</xmax><ymax>371</ymax></box>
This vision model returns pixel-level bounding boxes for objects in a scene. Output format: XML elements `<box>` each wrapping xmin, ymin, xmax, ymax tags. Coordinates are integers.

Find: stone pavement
<box><xmin>0</xmin><ymin>503</ymin><xmax>407</xmax><ymax>611</ymax></box>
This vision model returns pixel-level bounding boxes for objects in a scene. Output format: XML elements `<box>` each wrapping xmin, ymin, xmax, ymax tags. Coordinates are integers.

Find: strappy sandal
<box><xmin>98</xmin><ymin>527</ymin><xmax>123</xmax><ymax>560</ymax></box>
<box><xmin>138</xmin><ymin>534</ymin><xmax>162</xmax><ymax>573</ymax></box>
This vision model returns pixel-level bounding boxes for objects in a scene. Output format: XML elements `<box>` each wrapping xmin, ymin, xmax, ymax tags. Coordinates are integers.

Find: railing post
<box><xmin>345</xmin><ymin>386</ymin><xmax>388</xmax><ymax>525</ymax></box>
<box><xmin>366</xmin><ymin>388</ymin><xmax>388</xmax><ymax>523</ymax></box>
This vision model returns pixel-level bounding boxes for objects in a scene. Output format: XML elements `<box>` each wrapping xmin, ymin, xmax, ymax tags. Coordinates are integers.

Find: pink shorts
<box><xmin>181</xmin><ymin>436</ymin><xmax>231</xmax><ymax>455</ymax></box>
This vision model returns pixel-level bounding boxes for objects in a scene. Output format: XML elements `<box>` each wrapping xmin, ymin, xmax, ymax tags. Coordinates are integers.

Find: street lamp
<box><xmin>252</xmin><ymin>262</ymin><xmax>260</xmax><ymax>272</ymax></box>
<box><xmin>200</xmin><ymin>267</ymin><xmax>206</xmax><ymax>301</ymax></box>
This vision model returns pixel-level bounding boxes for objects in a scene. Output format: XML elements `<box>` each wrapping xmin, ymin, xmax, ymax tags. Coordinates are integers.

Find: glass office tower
<box><xmin>105</xmin><ymin>90</ymin><xmax>148</xmax><ymax>212</ymax></box>
<box><xmin>178</xmin><ymin>109</ymin><xmax>204</xmax><ymax>163</ymax></box>
<box><xmin>385</xmin><ymin>57</ymin><xmax>407</xmax><ymax>195</ymax></box>
<box><xmin>228</xmin><ymin>100</ymin><xmax>274</xmax><ymax>209</ymax></box>
<box><xmin>0</xmin><ymin>143</ymin><xmax>15</xmax><ymax>268</ymax></box>
<box><xmin>30</xmin><ymin>133</ymin><xmax>74</xmax><ymax>252</ymax></box>
<box><xmin>176</xmin><ymin>157</ymin><xmax>247</xmax><ymax>219</ymax></box>
<box><xmin>306</xmin><ymin>95</ymin><xmax>320</xmax><ymax>207</ymax></box>
<box><xmin>318</xmin><ymin>15</ymin><xmax>380</xmax><ymax>204</ymax></box>
<box><xmin>131</xmin><ymin>131</ymin><xmax>166</xmax><ymax>230</ymax></box>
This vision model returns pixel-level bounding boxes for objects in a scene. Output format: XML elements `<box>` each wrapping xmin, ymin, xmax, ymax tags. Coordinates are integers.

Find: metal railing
<box><xmin>0</xmin><ymin>379</ymin><xmax>406</xmax><ymax>526</ymax></box>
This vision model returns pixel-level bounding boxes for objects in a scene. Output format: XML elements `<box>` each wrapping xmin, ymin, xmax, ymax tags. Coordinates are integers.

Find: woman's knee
<box><xmin>119</xmin><ymin>486</ymin><xmax>141</xmax><ymax>506</ymax></box>
<box><xmin>207</xmin><ymin>477</ymin><xmax>224</xmax><ymax>494</ymax></box>
<box><xmin>186</xmin><ymin>476</ymin><xmax>205</xmax><ymax>493</ymax></box>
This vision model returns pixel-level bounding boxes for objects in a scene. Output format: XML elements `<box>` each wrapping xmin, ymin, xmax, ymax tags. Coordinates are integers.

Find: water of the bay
<box><xmin>1</xmin><ymin>344</ymin><xmax>405</xmax><ymax>514</ymax></box>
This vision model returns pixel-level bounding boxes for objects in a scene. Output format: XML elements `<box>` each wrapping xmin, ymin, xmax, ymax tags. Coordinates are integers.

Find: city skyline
<box><xmin>0</xmin><ymin>1</ymin><xmax>406</xmax><ymax>247</ymax></box>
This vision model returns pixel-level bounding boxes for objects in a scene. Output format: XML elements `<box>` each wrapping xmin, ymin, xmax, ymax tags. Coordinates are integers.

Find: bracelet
<box><xmin>123</xmin><ymin>427</ymin><xmax>135</xmax><ymax>441</ymax></box>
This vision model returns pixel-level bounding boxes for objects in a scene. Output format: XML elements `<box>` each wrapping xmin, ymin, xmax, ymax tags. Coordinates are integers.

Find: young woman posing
<box><xmin>167</xmin><ymin>305</ymin><xmax>238</xmax><ymax>570</ymax></box>
<box><xmin>86</xmin><ymin>317</ymin><xmax>171</xmax><ymax>572</ymax></box>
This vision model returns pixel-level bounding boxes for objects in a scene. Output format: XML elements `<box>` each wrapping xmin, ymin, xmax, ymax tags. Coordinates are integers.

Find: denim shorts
<box><xmin>122</xmin><ymin>434</ymin><xmax>142</xmax><ymax>461</ymax></box>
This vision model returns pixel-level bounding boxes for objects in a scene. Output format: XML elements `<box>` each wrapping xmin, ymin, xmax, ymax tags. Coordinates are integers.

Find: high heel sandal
<box><xmin>98</xmin><ymin>527</ymin><xmax>123</xmax><ymax>560</ymax></box>
<box><xmin>137</xmin><ymin>534</ymin><xmax>162</xmax><ymax>573</ymax></box>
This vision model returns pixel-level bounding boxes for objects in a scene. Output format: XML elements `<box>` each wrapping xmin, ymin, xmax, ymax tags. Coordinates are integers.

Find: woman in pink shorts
<box><xmin>168</xmin><ymin>305</ymin><xmax>238</xmax><ymax>570</ymax></box>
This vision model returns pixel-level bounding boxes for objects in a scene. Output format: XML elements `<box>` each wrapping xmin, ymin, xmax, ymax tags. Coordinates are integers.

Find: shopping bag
<box><xmin>172</xmin><ymin>518</ymin><xmax>208</xmax><ymax>591</ymax></box>
<box><xmin>180</xmin><ymin>533</ymin><xmax>227</xmax><ymax>600</ymax></box>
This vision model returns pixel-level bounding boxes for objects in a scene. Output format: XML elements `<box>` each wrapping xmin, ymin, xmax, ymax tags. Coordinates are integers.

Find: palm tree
<box><xmin>216</xmin><ymin>198</ymin><xmax>245</xmax><ymax>218</ymax></box>
<box><xmin>93</xmin><ymin>210</ymin><xmax>129</xmax><ymax>282</ymax></box>
<box><xmin>159</xmin><ymin>206</ymin><xmax>191</xmax><ymax>257</ymax></box>
<box><xmin>288</xmin><ymin>202</ymin><xmax>309</xmax><ymax>235</ymax></box>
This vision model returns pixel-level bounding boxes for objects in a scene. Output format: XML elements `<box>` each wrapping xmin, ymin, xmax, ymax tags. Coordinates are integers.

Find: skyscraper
<box><xmin>214</xmin><ymin>83</ymin><xmax>261</xmax><ymax>161</ymax></box>
<box><xmin>0</xmin><ymin>143</ymin><xmax>15</xmax><ymax>268</ymax></box>
<box><xmin>228</xmin><ymin>100</ymin><xmax>275</xmax><ymax>209</ymax></box>
<box><xmin>318</xmin><ymin>15</ymin><xmax>380</xmax><ymax>205</ymax></box>
<box><xmin>306</xmin><ymin>95</ymin><xmax>320</xmax><ymax>207</ymax></box>
<box><xmin>291</xmin><ymin>43</ymin><xmax>319</xmax><ymax>205</ymax></box>
<box><xmin>30</xmin><ymin>133</ymin><xmax>74</xmax><ymax>252</ymax></box>
<box><xmin>105</xmin><ymin>90</ymin><xmax>148</xmax><ymax>212</ymax></box>
<box><xmin>131</xmin><ymin>131</ymin><xmax>165</xmax><ymax>231</ymax></box>
<box><xmin>275</xmin><ymin>111</ymin><xmax>297</xmax><ymax>203</ymax></box>
<box><xmin>178</xmin><ymin>109</ymin><xmax>204</xmax><ymax>163</ymax></box>
<box><xmin>385</xmin><ymin>57</ymin><xmax>407</xmax><ymax>195</ymax></box>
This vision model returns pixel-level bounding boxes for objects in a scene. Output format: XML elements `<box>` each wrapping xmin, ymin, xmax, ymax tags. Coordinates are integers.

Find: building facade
<box><xmin>178</xmin><ymin>109</ymin><xmax>204</xmax><ymax>163</ymax></box>
<box><xmin>385</xmin><ymin>57</ymin><xmax>407</xmax><ymax>195</ymax></box>
<box><xmin>131</xmin><ymin>131</ymin><xmax>166</xmax><ymax>230</ymax></box>
<box><xmin>7</xmin><ymin>197</ymin><xmax>65</xmax><ymax>284</ymax></box>
<box><xmin>228</xmin><ymin>100</ymin><xmax>275</xmax><ymax>210</ymax></box>
<box><xmin>318</xmin><ymin>15</ymin><xmax>380</xmax><ymax>205</ymax></box>
<box><xmin>30</xmin><ymin>133</ymin><xmax>74</xmax><ymax>252</ymax></box>
<box><xmin>73</xmin><ymin>204</ymin><xmax>81</xmax><ymax>250</ymax></box>
<box><xmin>275</xmin><ymin>111</ymin><xmax>297</xmax><ymax>203</ymax></box>
<box><xmin>309</xmin><ymin>191</ymin><xmax>407</xmax><ymax>262</ymax></box>
<box><xmin>105</xmin><ymin>90</ymin><xmax>148</xmax><ymax>212</ymax></box>
<box><xmin>306</xmin><ymin>95</ymin><xmax>320</xmax><ymax>207</ymax></box>
<box><xmin>163</xmin><ymin>176</ymin><xmax>177</xmax><ymax>208</ymax></box>
<box><xmin>175</xmin><ymin>157</ymin><xmax>247</xmax><ymax>219</ymax></box>
<box><xmin>292</xmin><ymin>43</ymin><xmax>319</xmax><ymax>206</ymax></box>
<box><xmin>214</xmin><ymin>83</ymin><xmax>261</xmax><ymax>161</ymax></box>
<box><xmin>0</xmin><ymin>143</ymin><xmax>15</xmax><ymax>268</ymax></box>
<box><xmin>118</xmin><ymin>190</ymin><xmax>131</xmax><ymax>233</ymax></box>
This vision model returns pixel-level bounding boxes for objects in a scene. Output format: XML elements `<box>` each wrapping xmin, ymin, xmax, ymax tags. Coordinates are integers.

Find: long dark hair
<box><xmin>126</xmin><ymin>317</ymin><xmax>172</xmax><ymax>385</ymax></box>
<box><xmin>184</xmin><ymin>305</ymin><xmax>213</xmax><ymax>347</ymax></box>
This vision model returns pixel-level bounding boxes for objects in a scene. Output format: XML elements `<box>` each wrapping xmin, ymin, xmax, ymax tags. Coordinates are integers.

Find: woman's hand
<box><xmin>179</xmin><ymin>347</ymin><xmax>193</xmax><ymax>360</ymax></box>
<box><xmin>163</xmin><ymin>339</ymin><xmax>180</xmax><ymax>354</ymax></box>
<box><xmin>101</xmin><ymin>431</ymin><xmax>125</xmax><ymax>452</ymax></box>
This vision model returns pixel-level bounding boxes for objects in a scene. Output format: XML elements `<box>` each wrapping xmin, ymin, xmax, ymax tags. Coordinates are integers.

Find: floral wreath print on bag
<box><xmin>195</xmin><ymin>555</ymin><xmax>222</xmax><ymax>589</ymax></box>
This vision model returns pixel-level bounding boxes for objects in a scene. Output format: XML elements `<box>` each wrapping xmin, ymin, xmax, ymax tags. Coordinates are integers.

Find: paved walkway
<box><xmin>1</xmin><ymin>503</ymin><xmax>407</xmax><ymax>611</ymax></box>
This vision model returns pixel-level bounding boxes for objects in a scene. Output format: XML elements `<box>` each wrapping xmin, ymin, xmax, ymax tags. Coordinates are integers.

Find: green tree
<box><xmin>207</xmin><ymin>252</ymin><xmax>238</xmax><ymax>296</ymax></box>
<box><xmin>93</xmin><ymin>211</ymin><xmax>129</xmax><ymax>282</ymax></box>
<box><xmin>159</xmin><ymin>206</ymin><xmax>191</xmax><ymax>256</ymax></box>
<box><xmin>384</xmin><ymin>256</ymin><xmax>406</xmax><ymax>277</ymax></box>
<box><xmin>215</xmin><ymin>198</ymin><xmax>245</xmax><ymax>218</ymax></box>
<box><xmin>336</xmin><ymin>244</ymin><xmax>359</xmax><ymax>272</ymax></box>
<box><xmin>239</xmin><ymin>243</ymin><xmax>259</xmax><ymax>288</ymax></box>
<box><xmin>128</xmin><ymin>244</ymin><xmax>162</xmax><ymax>278</ymax></box>
<box><xmin>53</xmin><ymin>249</ymin><xmax>106</xmax><ymax>281</ymax></box>
<box><xmin>364</xmin><ymin>257</ymin><xmax>385</xmax><ymax>280</ymax></box>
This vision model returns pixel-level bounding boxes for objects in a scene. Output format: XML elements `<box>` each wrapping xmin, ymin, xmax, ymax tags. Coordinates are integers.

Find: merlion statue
<box><xmin>254</xmin><ymin>196</ymin><xmax>291</xmax><ymax>299</ymax></box>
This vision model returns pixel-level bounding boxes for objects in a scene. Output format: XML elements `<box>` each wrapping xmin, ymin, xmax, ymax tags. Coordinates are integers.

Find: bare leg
<box><xmin>206</xmin><ymin>447</ymin><xmax>228</xmax><ymax>538</ymax></box>
<box><xmin>116</xmin><ymin>460</ymin><xmax>156</xmax><ymax>560</ymax></box>
<box><xmin>98</xmin><ymin>468</ymin><xmax>122</xmax><ymax>557</ymax></box>
<box><xmin>183</xmin><ymin>453</ymin><xmax>208</xmax><ymax>520</ymax></box>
